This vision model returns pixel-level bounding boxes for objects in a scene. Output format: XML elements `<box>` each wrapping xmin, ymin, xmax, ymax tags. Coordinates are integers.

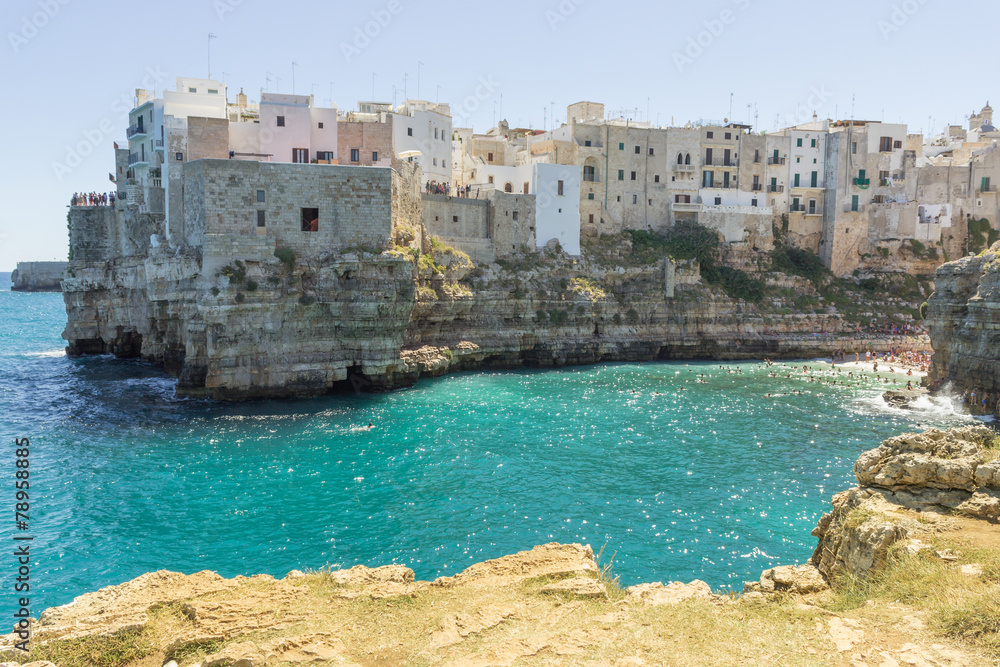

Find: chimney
<box><xmin>237</xmin><ymin>87</ymin><xmax>247</xmax><ymax>111</ymax></box>
<box><xmin>135</xmin><ymin>88</ymin><xmax>150</xmax><ymax>106</ymax></box>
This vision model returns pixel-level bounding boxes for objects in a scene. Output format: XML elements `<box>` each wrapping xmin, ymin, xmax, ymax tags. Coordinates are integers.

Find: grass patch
<box><xmin>274</xmin><ymin>247</ymin><xmax>296</xmax><ymax>270</ymax></box>
<box><xmin>23</xmin><ymin>629</ymin><xmax>154</xmax><ymax>667</ymax></box>
<box><xmin>596</xmin><ymin>544</ymin><xmax>628</xmax><ymax>602</ymax></box>
<box><xmin>936</xmin><ymin>593</ymin><xmax>1000</xmax><ymax>655</ymax></box>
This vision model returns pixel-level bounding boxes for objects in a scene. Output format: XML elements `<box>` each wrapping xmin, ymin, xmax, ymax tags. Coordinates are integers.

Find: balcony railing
<box><xmin>671</xmin><ymin>202</ymin><xmax>701</xmax><ymax>212</ymax></box>
<box><xmin>673</xmin><ymin>163</ymin><xmax>696</xmax><ymax>172</ymax></box>
<box><xmin>127</xmin><ymin>153</ymin><xmax>148</xmax><ymax>166</ymax></box>
<box><xmin>703</xmin><ymin>158</ymin><xmax>738</xmax><ymax>167</ymax></box>
<box><xmin>854</xmin><ymin>178</ymin><xmax>871</xmax><ymax>188</ymax></box>
<box><xmin>843</xmin><ymin>204</ymin><xmax>866</xmax><ymax>213</ymax></box>
<box><xmin>767</xmin><ymin>184</ymin><xmax>784</xmax><ymax>193</ymax></box>
<box><xmin>879</xmin><ymin>179</ymin><xmax>893</xmax><ymax>187</ymax></box>
<box><xmin>790</xmin><ymin>205</ymin><xmax>805</xmax><ymax>212</ymax></box>
<box><xmin>703</xmin><ymin>181</ymin><xmax>736</xmax><ymax>189</ymax></box>
<box><xmin>153</xmin><ymin>139</ymin><xmax>164</xmax><ymax>150</ymax></box>
<box><xmin>126</xmin><ymin>124</ymin><xmax>148</xmax><ymax>139</ymax></box>
<box><xmin>767</xmin><ymin>156</ymin><xmax>786</xmax><ymax>165</ymax></box>
<box><xmin>979</xmin><ymin>185</ymin><xmax>995</xmax><ymax>193</ymax></box>
<box><xmin>751</xmin><ymin>183</ymin><xmax>763</xmax><ymax>191</ymax></box>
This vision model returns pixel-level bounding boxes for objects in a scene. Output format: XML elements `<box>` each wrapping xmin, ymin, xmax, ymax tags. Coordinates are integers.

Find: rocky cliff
<box><xmin>926</xmin><ymin>244</ymin><xmax>1000</xmax><ymax>399</ymax></box>
<box><xmin>10</xmin><ymin>262</ymin><xmax>67</xmax><ymax>292</ymax></box>
<box><xmin>5</xmin><ymin>426</ymin><xmax>998</xmax><ymax>666</ymax></box>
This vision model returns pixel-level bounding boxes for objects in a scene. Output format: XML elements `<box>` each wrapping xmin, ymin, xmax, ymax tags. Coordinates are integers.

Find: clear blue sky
<box><xmin>1</xmin><ymin>0</ymin><xmax>996</xmax><ymax>271</ymax></box>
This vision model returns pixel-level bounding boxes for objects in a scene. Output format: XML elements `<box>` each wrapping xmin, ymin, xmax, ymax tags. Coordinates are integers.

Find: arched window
<box><xmin>504</xmin><ymin>182</ymin><xmax>513</xmax><ymax>193</ymax></box>
<box><xmin>685</xmin><ymin>153</ymin><xmax>691</xmax><ymax>165</ymax></box>
<box><xmin>677</xmin><ymin>153</ymin><xmax>684</xmax><ymax>165</ymax></box>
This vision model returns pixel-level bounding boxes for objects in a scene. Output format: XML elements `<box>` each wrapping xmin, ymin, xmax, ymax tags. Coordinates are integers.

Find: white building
<box><xmin>392</xmin><ymin>100</ymin><xmax>452</xmax><ymax>183</ymax></box>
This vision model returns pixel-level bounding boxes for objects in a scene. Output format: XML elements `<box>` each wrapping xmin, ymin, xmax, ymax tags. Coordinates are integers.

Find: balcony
<box><xmin>805</xmin><ymin>208</ymin><xmax>821</xmax><ymax>216</ymax></box>
<box><xmin>879</xmin><ymin>179</ymin><xmax>894</xmax><ymax>187</ymax></box>
<box><xmin>979</xmin><ymin>185</ymin><xmax>996</xmax><ymax>193</ymax></box>
<box><xmin>703</xmin><ymin>181</ymin><xmax>736</xmax><ymax>189</ymax></box>
<box><xmin>791</xmin><ymin>182</ymin><xmax>824</xmax><ymax>190</ymax></box>
<box><xmin>671</xmin><ymin>202</ymin><xmax>701</xmax><ymax>212</ymax></box>
<box><xmin>127</xmin><ymin>153</ymin><xmax>148</xmax><ymax>167</ymax></box>
<box><xmin>843</xmin><ymin>204</ymin><xmax>866</xmax><ymax>213</ymax></box>
<box><xmin>767</xmin><ymin>156</ymin><xmax>786</xmax><ymax>165</ymax></box>
<box><xmin>790</xmin><ymin>205</ymin><xmax>805</xmax><ymax>213</ymax></box>
<box><xmin>703</xmin><ymin>157</ymin><xmax>738</xmax><ymax>167</ymax></box>
<box><xmin>673</xmin><ymin>163</ymin><xmax>696</xmax><ymax>172</ymax></box>
<box><xmin>127</xmin><ymin>124</ymin><xmax>149</xmax><ymax>139</ymax></box>
<box><xmin>853</xmin><ymin>178</ymin><xmax>871</xmax><ymax>188</ymax></box>
<box><xmin>153</xmin><ymin>139</ymin><xmax>164</xmax><ymax>151</ymax></box>
<box><xmin>767</xmin><ymin>184</ymin><xmax>784</xmax><ymax>193</ymax></box>
<box><xmin>751</xmin><ymin>183</ymin><xmax>763</xmax><ymax>191</ymax></box>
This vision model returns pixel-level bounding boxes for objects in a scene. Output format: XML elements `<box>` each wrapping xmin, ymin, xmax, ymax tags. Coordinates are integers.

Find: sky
<box><xmin>1</xmin><ymin>0</ymin><xmax>997</xmax><ymax>271</ymax></box>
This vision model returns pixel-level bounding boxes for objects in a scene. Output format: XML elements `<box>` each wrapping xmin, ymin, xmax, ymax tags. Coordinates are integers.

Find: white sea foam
<box><xmin>21</xmin><ymin>349</ymin><xmax>65</xmax><ymax>358</ymax></box>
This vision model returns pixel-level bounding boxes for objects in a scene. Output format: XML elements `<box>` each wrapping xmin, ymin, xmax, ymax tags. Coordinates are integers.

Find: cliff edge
<box><xmin>3</xmin><ymin>426</ymin><xmax>999</xmax><ymax>666</ymax></box>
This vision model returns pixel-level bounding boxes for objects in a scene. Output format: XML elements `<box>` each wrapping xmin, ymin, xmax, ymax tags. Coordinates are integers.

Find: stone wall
<box><xmin>182</xmin><ymin>159</ymin><xmax>395</xmax><ymax>253</ymax></box>
<box><xmin>338</xmin><ymin>118</ymin><xmax>393</xmax><ymax>166</ymax></box>
<box><xmin>422</xmin><ymin>194</ymin><xmax>489</xmax><ymax>239</ymax></box>
<box><xmin>10</xmin><ymin>262</ymin><xmax>68</xmax><ymax>291</ymax></box>
<box><xmin>489</xmin><ymin>191</ymin><xmax>535</xmax><ymax>257</ymax></box>
<box><xmin>187</xmin><ymin>117</ymin><xmax>230</xmax><ymax>161</ymax></box>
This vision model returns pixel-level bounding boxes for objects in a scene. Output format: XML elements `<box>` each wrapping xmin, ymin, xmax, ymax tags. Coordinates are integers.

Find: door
<box><xmin>851</xmin><ymin>195</ymin><xmax>859</xmax><ymax>212</ymax></box>
<box><xmin>811</xmin><ymin>171</ymin><xmax>818</xmax><ymax>187</ymax></box>
<box><xmin>292</xmin><ymin>148</ymin><xmax>309</xmax><ymax>163</ymax></box>
<box><xmin>724</xmin><ymin>149</ymin><xmax>731</xmax><ymax>166</ymax></box>
<box><xmin>705</xmin><ymin>148</ymin><xmax>713</xmax><ymax>165</ymax></box>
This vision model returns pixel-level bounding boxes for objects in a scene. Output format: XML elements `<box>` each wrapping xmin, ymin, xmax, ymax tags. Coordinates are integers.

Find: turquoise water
<box><xmin>0</xmin><ymin>288</ymin><xmax>973</xmax><ymax>616</ymax></box>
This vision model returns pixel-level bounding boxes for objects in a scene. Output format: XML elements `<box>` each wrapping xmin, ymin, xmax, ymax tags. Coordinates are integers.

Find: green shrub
<box><xmin>969</xmin><ymin>218</ymin><xmax>1000</xmax><ymax>255</ymax></box>
<box><xmin>220</xmin><ymin>260</ymin><xmax>247</xmax><ymax>284</ymax></box>
<box><xmin>536</xmin><ymin>309</ymin><xmax>548</xmax><ymax>322</ymax></box>
<box><xmin>235</xmin><ymin>292</ymin><xmax>245</xmax><ymax>303</ymax></box>
<box><xmin>771</xmin><ymin>244</ymin><xmax>828</xmax><ymax>285</ymax></box>
<box><xmin>245</xmin><ymin>279</ymin><xmax>258</xmax><ymax>292</ymax></box>
<box><xmin>266</xmin><ymin>276</ymin><xmax>280</xmax><ymax>286</ymax></box>
<box><xmin>274</xmin><ymin>247</ymin><xmax>296</xmax><ymax>270</ymax></box>
<box><xmin>298</xmin><ymin>295</ymin><xmax>316</xmax><ymax>306</ymax></box>
<box><xmin>920</xmin><ymin>301</ymin><xmax>929</xmax><ymax>319</ymax></box>
<box><xmin>626</xmin><ymin>308</ymin><xmax>639</xmax><ymax>324</ymax></box>
<box><xmin>627</xmin><ymin>220</ymin><xmax>720</xmax><ymax>265</ymax></box>
<box><xmin>702</xmin><ymin>264</ymin><xmax>765</xmax><ymax>302</ymax></box>
<box><xmin>910</xmin><ymin>239</ymin><xmax>926</xmax><ymax>257</ymax></box>
<box><xmin>210</xmin><ymin>286</ymin><xmax>220</xmax><ymax>297</ymax></box>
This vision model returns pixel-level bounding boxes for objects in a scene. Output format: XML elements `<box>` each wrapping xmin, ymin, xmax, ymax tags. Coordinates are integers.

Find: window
<box><xmin>452</xmin><ymin>215</ymin><xmax>458</xmax><ymax>222</ymax></box>
<box><xmin>301</xmin><ymin>207</ymin><xmax>319</xmax><ymax>232</ymax></box>
<box><xmin>316</xmin><ymin>151</ymin><xmax>333</xmax><ymax>162</ymax></box>
<box><xmin>649</xmin><ymin>147</ymin><xmax>654</xmax><ymax>156</ymax></box>
<box><xmin>796</xmin><ymin>157</ymin><xmax>801</xmax><ymax>163</ymax></box>
<box><xmin>654</xmin><ymin>174</ymin><xmax>660</xmax><ymax>183</ymax></box>
<box><xmin>208</xmin><ymin>89</ymin><xmax>218</xmax><ymax>95</ymax></box>
<box><xmin>488</xmin><ymin>176</ymin><xmax>494</xmax><ymax>184</ymax></box>
<box><xmin>811</xmin><ymin>139</ymin><xmax>817</xmax><ymax>148</ymax></box>
<box><xmin>188</xmin><ymin>87</ymin><xmax>197</xmax><ymax>93</ymax></box>
<box><xmin>434</xmin><ymin>128</ymin><xmax>439</xmax><ymax>139</ymax></box>
<box><xmin>707</xmin><ymin>131</ymin><xmax>714</xmax><ymax>139</ymax></box>
<box><xmin>557</xmin><ymin>180</ymin><xmax>564</xmax><ymax>196</ymax></box>
<box><xmin>685</xmin><ymin>153</ymin><xmax>691</xmax><ymax>165</ymax></box>
<box><xmin>442</xmin><ymin>160</ymin><xmax>446</xmax><ymax>168</ymax></box>
<box><xmin>677</xmin><ymin>153</ymin><xmax>684</xmax><ymax>164</ymax></box>
<box><xmin>175</xmin><ymin>152</ymin><xmax>183</xmax><ymax>161</ymax></box>
<box><xmin>808</xmin><ymin>198</ymin><xmax>817</xmax><ymax>214</ymax></box>
<box><xmin>583</xmin><ymin>165</ymin><xmax>596</xmax><ymax>182</ymax></box>
<box><xmin>811</xmin><ymin>171</ymin><xmax>818</xmax><ymax>187</ymax></box>
<box><xmin>487</xmin><ymin>152</ymin><xmax>494</xmax><ymax>161</ymax></box>
<box><xmin>256</xmin><ymin>190</ymin><xmax>265</xmax><ymax>203</ymax></box>
<box><xmin>584</xmin><ymin>140</ymin><xmax>591</xmax><ymax>147</ymax></box>
<box><xmin>350</xmin><ymin>149</ymin><xmax>360</xmax><ymax>162</ymax></box>
<box><xmin>725</xmin><ymin>132</ymin><xmax>731</xmax><ymax>140</ymax></box>
<box><xmin>587</xmin><ymin>192</ymin><xmax>595</xmax><ymax>200</ymax></box>
<box><xmin>879</xmin><ymin>136</ymin><xmax>892</xmax><ymax>152</ymax></box>
<box><xmin>751</xmin><ymin>198</ymin><xmax>758</xmax><ymax>207</ymax></box>
<box><xmin>277</xmin><ymin>116</ymin><xmax>285</xmax><ymax>127</ymax></box>
<box><xmin>512</xmin><ymin>211</ymin><xmax>518</xmax><ymax>221</ymax></box>
<box><xmin>632</xmin><ymin>194</ymin><xmax>638</xmax><ymax>204</ymax></box>
<box><xmin>504</xmin><ymin>182</ymin><xmax>513</xmax><ymax>193</ymax></box>
<box><xmin>318</xmin><ymin>122</ymin><xmax>324</xmax><ymax>129</ymax></box>
<box><xmin>433</xmin><ymin>158</ymin><xmax>438</xmax><ymax>166</ymax></box>
<box><xmin>372</xmin><ymin>151</ymin><xmax>378</xmax><ymax>162</ymax></box>
<box><xmin>635</xmin><ymin>145</ymin><xmax>641</xmax><ymax>154</ymax></box>
<box><xmin>523</xmin><ymin>183</ymin><xmax>529</xmax><ymax>194</ymax></box>
<box><xmin>618</xmin><ymin>170</ymin><xmax>624</xmax><ymax>181</ymax></box>
<box><xmin>619</xmin><ymin>142</ymin><xmax>624</xmax><ymax>150</ymax></box>
<box><xmin>754</xmin><ymin>150</ymin><xmax>760</xmax><ymax>163</ymax></box>
<box><xmin>796</xmin><ymin>138</ymin><xmax>803</xmax><ymax>147</ymax></box>
<box><xmin>893</xmin><ymin>140</ymin><xmax>902</xmax><ymax>149</ymax></box>
<box><xmin>794</xmin><ymin>173</ymin><xmax>800</xmax><ymax>187</ymax></box>
<box><xmin>630</xmin><ymin>171</ymin><xmax>637</xmax><ymax>181</ymax></box>
<box><xmin>589</xmin><ymin>214</ymin><xmax>594</xmax><ymax>224</ymax></box>
<box><xmin>256</xmin><ymin>210</ymin><xmax>266</xmax><ymax>227</ymax></box>
<box><xmin>292</xmin><ymin>148</ymin><xmax>308</xmax><ymax>163</ymax></box>
<box><xmin>852</xmin><ymin>142</ymin><xmax>858</xmax><ymax>154</ymax></box>
<box><xmin>407</xmin><ymin>127</ymin><xmax>413</xmax><ymax>136</ymax></box>
<box><xmin>648</xmin><ymin>199</ymin><xmax>652</xmax><ymax>205</ymax></box>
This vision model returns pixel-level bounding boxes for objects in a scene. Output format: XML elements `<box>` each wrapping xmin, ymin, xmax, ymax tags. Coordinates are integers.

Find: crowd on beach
<box><xmin>71</xmin><ymin>192</ymin><xmax>115</xmax><ymax>207</ymax></box>
<box><xmin>859</xmin><ymin>320</ymin><xmax>925</xmax><ymax>336</ymax></box>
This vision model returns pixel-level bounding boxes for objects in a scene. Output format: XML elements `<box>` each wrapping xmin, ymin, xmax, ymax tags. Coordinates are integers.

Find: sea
<box><xmin>0</xmin><ymin>282</ymin><xmax>975</xmax><ymax>617</ymax></box>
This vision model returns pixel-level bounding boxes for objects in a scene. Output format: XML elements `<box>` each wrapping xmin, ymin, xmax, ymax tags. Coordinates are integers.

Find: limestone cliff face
<box><xmin>926</xmin><ymin>245</ymin><xmax>1000</xmax><ymax>395</ymax></box>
